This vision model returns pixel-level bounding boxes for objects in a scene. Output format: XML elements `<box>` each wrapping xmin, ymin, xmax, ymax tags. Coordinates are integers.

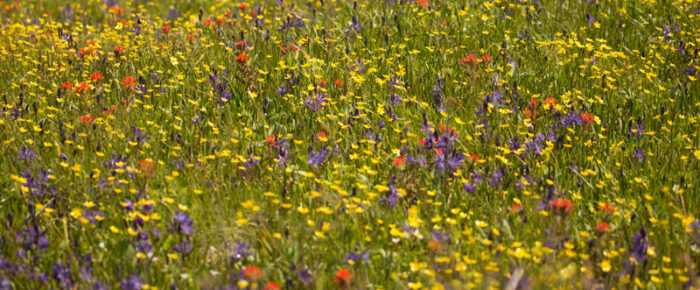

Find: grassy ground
<box><xmin>0</xmin><ymin>0</ymin><xmax>698</xmax><ymax>288</ymax></box>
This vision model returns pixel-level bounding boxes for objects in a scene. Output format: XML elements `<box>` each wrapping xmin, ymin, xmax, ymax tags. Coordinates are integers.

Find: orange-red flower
<box><xmin>596</xmin><ymin>221</ymin><xmax>610</xmax><ymax>234</ymax></box>
<box><xmin>334</xmin><ymin>79</ymin><xmax>343</xmax><ymax>86</ymax></box>
<box><xmin>90</xmin><ymin>72</ymin><xmax>104</xmax><ymax>83</ymax></box>
<box><xmin>428</xmin><ymin>240</ymin><xmax>441</xmax><ymax>251</ymax></box>
<box><xmin>334</xmin><ymin>269</ymin><xmax>352</xmax><ymax>287</ymax></box>
<box><xmin>80</xmin><ymin>115</ymin><xmax>93</xmax><ymax>124</ymax></box>
<box><xmin>75</xmin><ymin>82</ymin><xmax>91</xmax><ymax>94</ymax></box>
<box><xmin>236</xmin><ymin>53</ymin><xmax>248</xmax><ymax>64</ymax></box>
<box><xmin>114</xmin><ymin>45</ymin><xmax>124</xmax><ymax>56</ymax></box>
<box><xmin>236</xmin><ymin>40</ymin><xmax>247</xmax><ymax>51</ymax></box>
<box><xmin>581</xmin><ymin>112</ymin><xmax>594</xmax><ymax>125</ymax></box>
<box><xmin>242</xmin><ymin>265</ymin><xmax>263</xmax><ymax>281</ymax></box>
<box><xmin>239</xmin><ymin>3</ymin><xmax>247</xmax><ymax>11</ymax></box>
<box><xmin>469</xmin><ymin>153</ymin><xmax>480</xmax><ymax>161</ymax></box>
<box><xmin>317</xmin><ymin>131</ymin><xmax>327</xmax><ymax>139</ymax></box>
<box><xmin>393</xmin><ymin>156</ymin><xmax>406</xmax><ymax>166</ymax></box>
<box><xmin>263</xmin><ymin>282</ymin><xmax>281</xmax><ymax>290</ymax></box>
<box><xmin>460</xmin><ymin>54</ymin><xmax>476</xmax><ymax>66</ymax></box>
<box><xmin>598</xmin><ymin>203</ymin><xmax>614</xmax><ymax>214</ymax></box>
<box><xmin>481</xmin><ymin>54</ymin><xmax>492</xmax><ymax>64</ymax></box>
<box><xmin>122</xmin><ymin>76</ymin><xmax>136</xmax><ymax>90</ymax></box>
<box><xmin>509</xmin><ymin>203</ymin><xmax>524</xmax><ymax>213</ymax></box>
<box><xmin>544</xmin><ymin>98</ymin><xmax>557</xmax><ymax>106</ymax></box>
<box><xmin>548</xmin><ymin>199</ymin><xmax>574</xmax><ymax>215</ymax></box>
<box><xmin>61</xmin><ymin>82</ymin><xmax>74</xmax><ymax>90</ymax></box>
<box><xmin>162</xmin><ymin>24</ymin><xmax>171</xmax><ymax>35</ymax></box>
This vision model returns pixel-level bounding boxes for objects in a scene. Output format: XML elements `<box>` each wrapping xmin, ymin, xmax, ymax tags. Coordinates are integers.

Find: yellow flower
<box><xmin>600</xmin><ymin>260</ymin><xmax>611</xmax><ymax>272</ymax></box>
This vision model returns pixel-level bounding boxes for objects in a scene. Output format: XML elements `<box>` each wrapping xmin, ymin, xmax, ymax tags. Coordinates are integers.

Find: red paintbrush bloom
<box><xmin>334</xmin><ymin>269</ymin><xmax>352</xmax><ymax>287</ymax></box>
<box><xmin>90</xmin><ymin>72</ymin><xmax>104</xmax><ymax>83</ymax></box>
<box><xmin>598</xmin><ymin>203</ymin><xmax>614</xmax><ymax>214</ymax></box>
<box><xmin>80</xmin><ymin>115</ymin><xmax>93</xmax><ymax>124</ymax></box>
<box><xmin>334</xmin><ymin>79</ymin><xmax>343</xmax><ymax>86</ymax></box>
<box><xmin>469</xmin><ymin>153</ymin><xmax>480</xmax><ymax>161</ymax></box>
<box><xmin>114</xmin><ymin>45</ymin><xmax>124</xmax><ymax>56</ymax></box>
<box><xmin>121</xmin><ymin>76</ymin><xmax>135</xmax><ymax>90</ymax></box>
<box><xmin>75</xmin><ymin>82</ymin><xmax>91</xmax><ymax>94</ymax></box>
<box><xmin>460</xmin><ymin>54</ymin><xmax>476</xmax><ymax>66</ymax></box>
<box><xmin>581</xmin><ymin>112</ymin><xmax>594</xmax><ymax>125</ymax></box>
<box><xmin>481</xmin><ymin>54</ymin><xmax>492</xmax><ymax>64</ymax></box>
<box><xmin>263</xmin><ymin>282</ymin><xmax>281</xmax><ymax>290</ymax></box>
<box><xmin>509</xmin><ymin>203</ymin><xmax>524</xmax><ymax>213</ymax></box>
<box><xmin>265</xmin><ymin>135</ymin><xmax>277</xmax><ymax>146</ymax></box>
<box><xmin>596</xmin><ymin>221</ymin><xmax>610</xmax><ymax>234</ymax></box>
<box><xmin>239</xmin><ymin>3</ymin><xmax>247</xmax><ymax>11</ymax></box>
<box><xmin>162</xmin><ymin>24</ymin><xmax>171</xmax><ymax>35</ymax></box>
<box><xmin>548</xmin><ymin>199</ymin><xmax>574</xmax><ymax>216</ymax></box>
<box><xmin>393</xmin><ymin>156</ymin><xmax>405</xmax><ymax>166</ymax></box>
<box><xmin>236</xmin><ymin>40</ymin><xmax>247</xmax><ymax>51</ymax></box>
<box><xmin>236</xmin><ymin>53</ymin><xmax>248</xmax><ymax>64</ymax></box>
<box><xmin>61</xmin><ymin>82</ymin><xmax>74</xmax><ymax>90</ymax></box>
<box><xmin>242</xmin><ymin>265</ymin><xmax>263</xmax><ymax>281</ymax></box>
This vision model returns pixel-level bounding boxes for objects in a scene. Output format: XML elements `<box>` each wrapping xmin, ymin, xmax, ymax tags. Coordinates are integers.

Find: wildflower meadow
<box><xmin>0</xmin><ymin>0</ymin><xmax>699</xmax><ymax>289</ymax></box>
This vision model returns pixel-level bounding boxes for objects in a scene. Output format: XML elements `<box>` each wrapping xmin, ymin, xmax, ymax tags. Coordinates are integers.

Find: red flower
<box><xmin>61</xmin><ymin>82</ymin><xmax>74</xmax><ymax>90</ymax></box>
<box><xmin>460</xmin><ymin>54</ymin><xmax>477</xmax><ymax>66</ymax></box>
<box><xmin>418</xmin><ymin>139</ymin><xmax>426</xmax><ymax>146</ymax></box>
<box><xmin>509</xmin><ymin>203</ymin><xmax>524</xmax><ymax>213</ymax></box>
<box><xmin>162</xmin><ymin>24</ymin><xmax>171</xmax><ymax>35</ymax></box>
<box><xmin>263</xmin><ymin>282</ymin><xmax>281</xmax><ymax>290</ymax></box>
<box><xmin>78</xmin><ymin>48</ymin><xmax>93</xmax><ymax>58</ymax></box>
<box><xmin>204</xmin><ymin>18</ymin><xmax>214</xmax><ymax>26</ymax></box>
<box><xmin>239</xmin><ymin>3</ymin><xmax>247</xmax><ymax>11</ymax></box>
<box><xmin>121</xmin><ymin>76</ymin><xmax>136</xmax><ymax>90</ymax></box>
<box><xmin>393</xmin><ymin>156</ymin><xmax>406</xmax><ymax>166</ymax></box>
<box><xmin>481</xmin><ymin>54</ymin><xmax>492</xmax><ymax>64</ymax></box>
<box><xmin>236</xmin><ymin>53</ymin><xmax>248</xmax><ymax>64</ymax></box>
<box><xmin>415</xmin><ymin>0</ymin><xmax>428</xmax><ymax>8</ymax></box>
<box><xmin>598</xmin><ymin>203</ymin><xmax>614</xmax><ymax>214</ymax></box>
<box><xmin>90</xmin><ymin>72</ymin><xmax>104</xmax><ymax>83</ymax></box>
<box><xmin>114</xmin><ymin>45</ymin><xmax>124</xmax><ymax>56</ymax></box>
<box><xmin>581</xmin><ymin>112</ymin><xmax>594</xmax><ymax>125</ymax></box>
<box><xmin>596</xmin><ymin>221</ymin><xmax>610</xmax><ymax>234</ymax></box>
<box><xmin>187</xmin><ymin>34</ymin><xmax>196</xmax><ymax>41</ymax></box>
<box><xmin>530</xmin><ymin>98</ymin><xmax>538</xmax><ymax>106</ymax></box>
<box><xmin>75</xmin><ymin>82</ymin><xmax>91</xmax><ymax>94</ymax></box>
<box><xmin>265</xmin><ymin>135</ymin><xmax>277</xmax><ymax>146</ymax></box>
<box><xmin>469</xmin><ymin>154</ymin><xmax>480</xmax><ymax>161</ymax></box>
<box><xmin>236</xmin><ymin>40</ymin><xmax>247</xmax><ymax>51</ymax></box>
<box><xmin>548</xmin><ymin>199</ymin><xmax>574</xmax><ymax>215</ymax></box>
<box><xmin>428</xmin><ymin>240</ymin><xmax>441</xmax><ymax>250</ymax></box>
<box><xmin>334</xmin><ymin>79</ymin><xmax>343</xmax><ymax>86</ymax></box>
<box><xmin>334</xmin><ymin>269</ymin><xmax>352</xmax><ymax>287</ymax></box>
<box><xmin>433</xmin><ymin>148</ymin><xmax>443</xmax><ymax>155</ymax></box>
<box><xmin>317</xmin><ymin>131</ymin><xmax>327</xmax><ymax>139</ymax></box>
<box><xmin>544</xmin><ymin>98</ymin><xmax>557</xmax><ymax>106</ymax></box>
<box><xmin>242</xmin><ymin>265</ymin><xmax>263</xmax><ymax>281</ymax></box>
<box><xmin>251</xmin><ymin>10</ymin><xmax>258</xmax><ymax>16</ymax></box>
<box><xmin>138</xmin><ymin>160</ymin><xmax>156</xmax><ymax>176</ymax></box>
<box><xmin>80</xmin><ymin>115</ymin><xmax>93</xmax><ymax>124</ymax></box>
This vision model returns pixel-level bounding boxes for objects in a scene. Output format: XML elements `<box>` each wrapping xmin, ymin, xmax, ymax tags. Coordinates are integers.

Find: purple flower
<box><xmin>303</xmin><ymin>90</ymin><xmax>328</xmax><ymax>113</ymax></box>
<box><xmin>344</xmin><ymin>251</ymin><xmax>369</xmax><ymax>265</ymax></box>
<box><xmin>462</xmin><ymin>182</ymin><xmax>477</xmax><ymax>193</ymax></box>
<box><xmin>297</xmin><ymin>268</ymin><xmax>312</xmax><ymax>285</ymax></box>
<box><xmin>172</xmin><ymin>211</ymin><xmax>194</xmax><ymax>236</ymax></box>
<box><xmin>307</xmin><ymin>145</ymin><xmax>331</xmax><ymax>168</ymax></box>
<box><xmin>17</xmin><ymin>147</ymin><xmax>36</xmax><ymax>161</ymax></box>
<box><xmin>52</xmin><ymin>262</ymin><xmax>73</xmax><ymax>289</ymax></box>
<box><xmin>119</xmin><ymin>275</ymin><xmax>144</xmax><ymax>290</ymax></box>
